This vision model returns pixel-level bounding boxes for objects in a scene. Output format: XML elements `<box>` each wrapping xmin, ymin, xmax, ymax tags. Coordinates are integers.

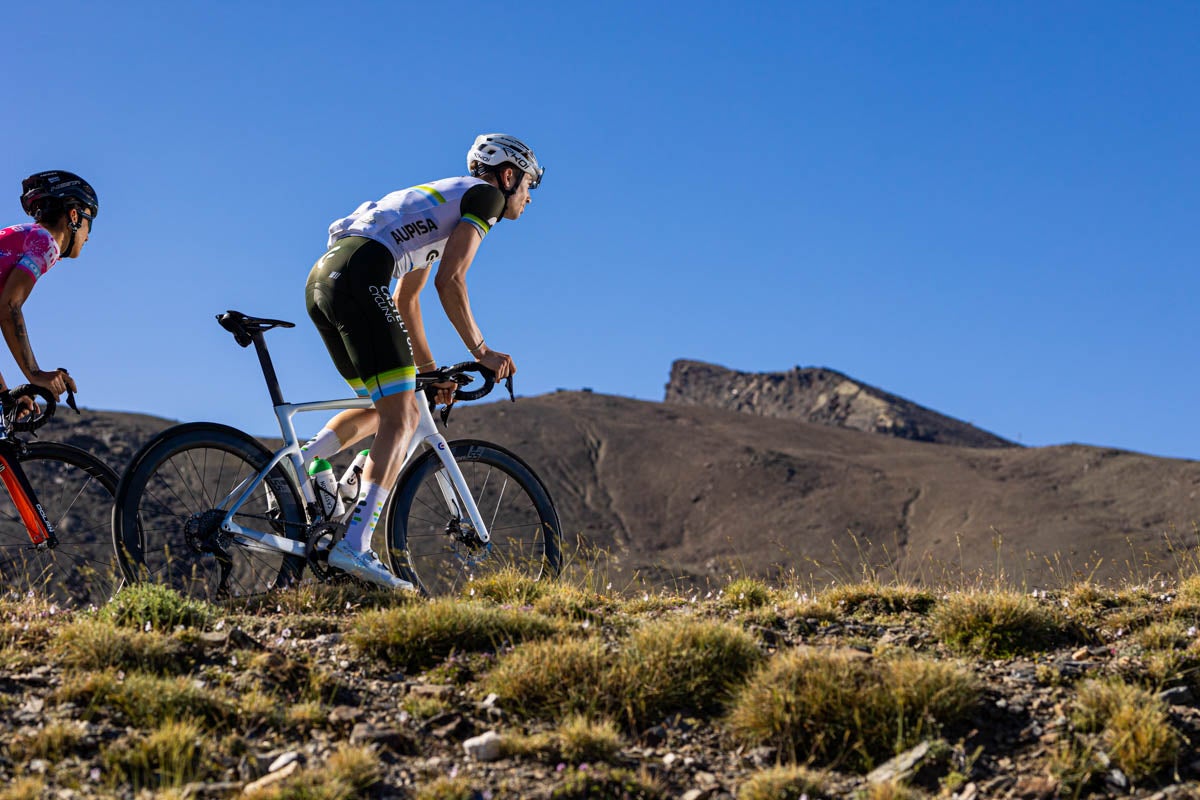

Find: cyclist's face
<box><xmin>67</xmin><ymin>207</ymin><xmax>93</xmax><ymax>257</ymax></box>
<box><xmin>503</xmin><ymin>171</ymin><xmax>534</xmax><ymax>220</ymax></box>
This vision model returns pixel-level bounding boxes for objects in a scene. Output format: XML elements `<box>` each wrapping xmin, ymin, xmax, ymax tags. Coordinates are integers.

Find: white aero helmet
<box><xmin>467</xmin><ymin>133</ymin><xmax>544</xmax><ymax>189</ymax></box>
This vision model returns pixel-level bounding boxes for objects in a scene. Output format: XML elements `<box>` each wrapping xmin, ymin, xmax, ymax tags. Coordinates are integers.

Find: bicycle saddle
<box><xmin>217</xmin><ymin>310</ymin><xmax>295</xmax><ymax>347</ymax></box>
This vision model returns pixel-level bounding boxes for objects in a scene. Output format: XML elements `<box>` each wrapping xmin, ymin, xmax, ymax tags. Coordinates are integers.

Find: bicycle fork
<box><xmin>417</xmin><ymin>421</ymin><xmax>492</xmax><ymax>547</ymax></box>
<box><xmin>0</xmin><ymin>448</ymin><xmax>56</xmax><ymax>548</ymax></box>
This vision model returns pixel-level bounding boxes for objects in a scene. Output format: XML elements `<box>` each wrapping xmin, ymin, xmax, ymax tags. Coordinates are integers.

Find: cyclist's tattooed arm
<box><xmin>0</xmin><ymin>269</ymin><xmax>73</xmax><ymax>397</ymax></box>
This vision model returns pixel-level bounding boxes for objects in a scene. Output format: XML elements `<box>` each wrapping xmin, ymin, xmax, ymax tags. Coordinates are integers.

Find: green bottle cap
<box><xmin>359</xmin><ymin>449</ymin><xmax>370</xmax><ymax>457</ymax></box>
<box><xmin>307</xmin><ymin>458</ymin><xmax>332</xmax><ymax>475</ymax></box>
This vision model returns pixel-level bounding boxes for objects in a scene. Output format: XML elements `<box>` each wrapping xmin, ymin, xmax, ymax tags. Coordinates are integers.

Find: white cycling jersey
<box><xmin>326</xmin><ymin>176</ymin><xmax>505</xmax><ymax>277</ymax></box>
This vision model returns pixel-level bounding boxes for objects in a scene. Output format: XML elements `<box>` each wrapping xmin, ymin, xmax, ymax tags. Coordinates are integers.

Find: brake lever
<box><xmin>56</xmin><ymin>368</ymin><xmax>79</xmax><ymax>413</ymax></box>
<box><xmin>505</xmin><ymin>376</ymin><xmax>515</xmax><ymax>402</ymax></box>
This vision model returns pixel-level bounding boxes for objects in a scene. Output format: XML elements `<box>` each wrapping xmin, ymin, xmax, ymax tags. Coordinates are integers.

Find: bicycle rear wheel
<box><xmin>112</xmin><ymin>423</ymin><xmax>307</xmax><ymax>602</ymax></box>
<box><xmin>384</xmin><ymin>439</ymin><xmax>562</xmax><ymax>596</ymax></box>
<box><xmin>0</xmin><ymin>442</ymin><xmax>119</xmax><ymax>608</ymax></box>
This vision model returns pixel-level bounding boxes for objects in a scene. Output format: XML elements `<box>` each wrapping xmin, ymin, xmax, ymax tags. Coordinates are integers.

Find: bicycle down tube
<box><xmin>217</xmin><ymin>395</ymin><xmax>493</xmax><ymax>554</ymax></box>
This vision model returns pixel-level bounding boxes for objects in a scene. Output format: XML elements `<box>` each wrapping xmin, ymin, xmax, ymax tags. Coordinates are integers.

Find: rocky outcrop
<box><xmin>665</xmin><ymin>360</ymin><xmax>1014</xmax><ymax>449</ymax></box>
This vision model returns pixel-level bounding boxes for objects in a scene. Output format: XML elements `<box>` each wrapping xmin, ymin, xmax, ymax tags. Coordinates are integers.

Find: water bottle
<box><xmin>307</xmin><ymin>458</ymin><xmax>345</xmax><ymax>519</ymax></box>
<box><xmin>338</xmin><ymin>450</ymin><xmax>370</xmax><ymax>506</ymax></box>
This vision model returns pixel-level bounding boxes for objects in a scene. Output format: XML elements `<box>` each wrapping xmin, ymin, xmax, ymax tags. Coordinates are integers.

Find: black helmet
<box><xmin>20</xmin><ymin>171</ymin><xmax>99</xmax><ymax>221</ymax></box>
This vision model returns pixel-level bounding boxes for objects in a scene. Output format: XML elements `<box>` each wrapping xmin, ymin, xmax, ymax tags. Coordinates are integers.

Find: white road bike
<box><xmin>111</xmin><ymin>310</ymin><xmax>562</xmax><ymax>599</ymax></box>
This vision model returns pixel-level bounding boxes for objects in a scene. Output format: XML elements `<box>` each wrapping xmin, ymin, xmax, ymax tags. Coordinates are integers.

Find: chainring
<box><xmin>306</xmin><ymin>522</ymin><xmax>348</xmax><ymax>582</ymax></box>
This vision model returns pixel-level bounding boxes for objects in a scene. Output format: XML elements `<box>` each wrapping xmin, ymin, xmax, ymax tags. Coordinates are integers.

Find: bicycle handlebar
<box><xmin>418</xmin><ymin>361</ymin><xmax>515</xmax><ymax>424</ymax></box>
<box><xmin>1</xmin><ymin>384</ymin><xmax>72</xmax><ymax>433</ymax></box>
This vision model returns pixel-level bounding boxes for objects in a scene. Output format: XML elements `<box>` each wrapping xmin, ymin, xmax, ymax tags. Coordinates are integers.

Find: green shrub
<box><xmin>101</xmin><ymin>583</ymin><xmax>213</xmax><ymax>631</ymax></box>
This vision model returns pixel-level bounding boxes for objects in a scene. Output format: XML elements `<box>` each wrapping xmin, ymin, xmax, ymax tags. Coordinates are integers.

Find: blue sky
<box><xmin>3</xmin><ymin>2</ymin><xmax>1198</xmax><ymax>458</ymax></box>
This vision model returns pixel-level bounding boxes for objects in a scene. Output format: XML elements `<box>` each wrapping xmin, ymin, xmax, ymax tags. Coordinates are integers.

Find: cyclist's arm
<box><xmin>396</xmin><ymin>266</ymin><xmax>457</xmax><ymax>405</ymax></box>
<box><xmin>0</xmin><ymin>271</ymin><xmax>72</xmax><ymax>395</ymax></box>
<box><xmin>433</xmin><ymin>220</ymin><xmax>485</xmax><ymax>348</ymax></box>
<box><xmin>434</xmin><ymin>221</ymin><xmax>516</xmax><ymax>377</ymax></box>
<box><xmin>394</xmin><ymin>267</ymin><xmax>436</xmax><ymax>369</ymax></box>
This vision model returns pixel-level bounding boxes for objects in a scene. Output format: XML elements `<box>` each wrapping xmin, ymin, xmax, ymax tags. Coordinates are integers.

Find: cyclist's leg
<box><xmin>305</xmin><ymin>240</ymin><xmax>381</xmax><ymax>455</ymax></box>
<box><xmin>308</xmin><ymin>236</ymin><xmax>417</xmax><ymax>589</ymax></box>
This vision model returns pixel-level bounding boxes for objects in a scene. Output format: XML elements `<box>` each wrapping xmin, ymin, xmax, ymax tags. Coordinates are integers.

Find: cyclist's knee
<box><xmin>374</xmin><ymin>392</ymin><xmax>419</xmax><ymax>433</ymax></box>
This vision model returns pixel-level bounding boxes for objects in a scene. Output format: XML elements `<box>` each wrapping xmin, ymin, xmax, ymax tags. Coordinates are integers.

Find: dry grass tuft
<box><xmin>933</xmin><ymin>590</ymin><xmax>1080</xmax><ymax>657</ymax></box>
<box><xmin>413</xmin><ymin>777</ymin><xmax>478</xmax><ymax>800</ymax></box>
<box><xmin>486</xmin><ymin>617</ymin><xmax>762</xmax><ymax>729</ymax></box>
<box><xmin>1072</xmin><ymin>679</ymin><xmax>1180</xmax><ymax>781</ymax></box>
<box><xmin>736</xmin><ymin>765</ymin><xmax>829</xmax><ymax>799</ymax></box>
<box><xmin>549</xmin><ymin>765</ymin><xmax>665</xmax><ymax>799</ymax></box>
<box><xmin>610</xmin><ymin>617</ymin><xmax>764</xmax><ymax>726</ymax></box>
<box><xmin>728</xmin><ymin>647</ymin><xmax>979</xmax><ymax>772</ymax></box>
<box><xmin>51</xmin><ymin>617</ymin><xmax>186</xmax><ymax>673</ymax></box>
<box><xmin>57</xmin><ymin>669</ymin><xmax>233</xmax><ymax>728</ymax></box>
<box><xmin>250</xmin><ymin>745</ymin><xmax>381</xmax><ymax>800</ymax></box>
<box><xmin>0</xmin><ymin>777</ymin><xmax>43</xmax><ymax>800</ymax></box>
<box><xmin>101</xmin><ymin>717</ymin><xmax>210</xmax><ymax>789</ymax></box>
<box><xmin>720</xmin><ymin>578</ymin><xmax>773</xmax><ymax>610</ymax></box>
<box><xmin>5</xmin><ymin>720</ymin><xmax>85</xmax><ymax>762</ymax></box>
<box><xmin>483</xmin><ymin>635</ymin><xmax>610</xmax><ymax>718</ymax></box>
<box><xmin>348</xmin><ymin>598</ymin><xmax>562</xmax><ymax>671</ymax></box>
<box><xmin>818</xmin><ymin>582</ymin><xmax>936</xmax><ymax>618</ymax></box>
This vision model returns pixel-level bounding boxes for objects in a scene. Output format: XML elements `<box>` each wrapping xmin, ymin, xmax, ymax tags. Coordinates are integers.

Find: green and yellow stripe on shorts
<box><xmin>353</xmin><ymin>366</ymin><xmax>416</xmax><ymax>402</ymax></box>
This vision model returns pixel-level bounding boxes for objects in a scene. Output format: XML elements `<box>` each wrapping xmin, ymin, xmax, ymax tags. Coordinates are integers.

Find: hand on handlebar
<box><xmin>30</xmin><ymin>368</ymin><xmax>76</xmax><ymax>399</ymax></box>
<box><xmin>427</xmin><ymin>377</ymin><xmax>459</xmax><ymax>406</ymax></box>
<box><xmin>477</xmin><ymin>349</ymin><xmax>516</xmax><ymax>380</ymax></box>
<box><xmin>0</xmin><ymin>390</ymin><xmax>36</xmax><ymax>421</ymax></box>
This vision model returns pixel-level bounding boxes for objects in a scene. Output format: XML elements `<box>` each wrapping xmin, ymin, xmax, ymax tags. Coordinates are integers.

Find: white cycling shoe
<box><xmin>328</xmin><ymin>541</ymin><xmax>415</xmax><ymax>591</ymax></box>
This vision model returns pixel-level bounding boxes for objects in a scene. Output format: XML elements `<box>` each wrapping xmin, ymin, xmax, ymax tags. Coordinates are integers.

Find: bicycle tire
<box><xmin>0</xmin><ymin>442</ymin><xmax>119</xmax><ymax>608</ymax></box>
<box><xmin>384</xmin><ymin>439</ymin><xmax>562</xmax><ymax>596</ymax></box>
<box><xmin>112</xmin><ymin>422</ymin><xmax>307</xmax><ymax>602</ymax></box>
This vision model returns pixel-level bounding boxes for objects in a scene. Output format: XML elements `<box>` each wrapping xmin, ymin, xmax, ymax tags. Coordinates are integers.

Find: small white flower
<box><xmin>144</xmin><ymin>621</ymin><xmax>152</xmax><ymax>632</ymax></box>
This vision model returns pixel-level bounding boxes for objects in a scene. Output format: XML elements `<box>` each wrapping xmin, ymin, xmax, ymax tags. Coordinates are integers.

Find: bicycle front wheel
<box><xmin>384</xmin><ymin>439</ymin><xmax>562</xmax><ymax>596</ymax></box>
<box><xmin>112</xmin><ymin>423</ymin><xmax>307</xmax><ymax>602</ymax></box>
<box><xmin>0</xmin><ymin>442</ymin><xmax>119</xmax><ymax>608</ymax></box>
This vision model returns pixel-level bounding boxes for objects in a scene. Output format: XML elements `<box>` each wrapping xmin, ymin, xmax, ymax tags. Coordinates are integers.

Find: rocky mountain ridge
<box><xmin>665</xmin><ymin>359</ymin><xmax>1014</xmax><ymax>449</ymax></box>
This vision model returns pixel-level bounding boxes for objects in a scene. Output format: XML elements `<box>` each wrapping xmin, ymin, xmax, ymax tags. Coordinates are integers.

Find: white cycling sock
<box><xmin>342</xmin><ymin>480</ymin><xmax>389</xmax><ymax>552</ymax></box>
<box><xmin>300</xmin><ymin>427</ymin><xmax>341</xmax><ymax>466</ymax></box>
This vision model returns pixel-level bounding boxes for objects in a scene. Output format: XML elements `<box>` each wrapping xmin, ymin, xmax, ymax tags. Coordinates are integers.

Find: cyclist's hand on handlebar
<box><xmin>30</xmin><ymin>368</ymin><xmax>75</xmax><ymax>399</ymax></box>
<box><xmin>429</xmin><ymin>378</ymin><xmax>459</xmax><ymax>406</ymax></box>
<box><xmin>0</xmin><ymin>390</ymin><xmax>36</xmax><ymax>421</ymax></box>
<box><xmin>477</xmin><ymin>348</ymin><xmax>516</xmax><ymax>380</ymax></box>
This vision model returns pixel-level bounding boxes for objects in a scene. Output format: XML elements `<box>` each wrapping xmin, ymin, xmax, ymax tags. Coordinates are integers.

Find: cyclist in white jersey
<box><xmin>304</xmin><ymin>134</ymin><xmax>543</xmax><ymax>589</ymax></box>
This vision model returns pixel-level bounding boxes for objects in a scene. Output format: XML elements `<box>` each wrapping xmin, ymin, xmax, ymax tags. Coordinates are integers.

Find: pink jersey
<box><xmin>0</xmin><ymin>223</ymin><xmax>60</xmax><ymax>292</ymax></box>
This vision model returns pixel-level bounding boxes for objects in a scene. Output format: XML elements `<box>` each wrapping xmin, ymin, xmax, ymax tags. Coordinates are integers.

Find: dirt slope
<box><xmin>439</xmin><ymin>392</ymin><xmax>1200</xmax><ymax>588</ymax></box>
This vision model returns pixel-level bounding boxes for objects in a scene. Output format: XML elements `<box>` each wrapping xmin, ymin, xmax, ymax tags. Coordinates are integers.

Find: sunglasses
<box><xmin>77</xmin><ymin>208</ymin><xmax>96</xmax><ymax>230</ymax></box>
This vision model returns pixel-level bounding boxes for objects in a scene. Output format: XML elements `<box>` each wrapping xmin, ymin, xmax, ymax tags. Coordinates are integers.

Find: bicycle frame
<box><xmin>0</xmin><ymin>420</ymin><xmax>56</xmax><ymax>548</ymax></box>
<box><xmin>215</xmin><ymin>395</ymin><xmax>492</xmax><ymax>558</ymax></box>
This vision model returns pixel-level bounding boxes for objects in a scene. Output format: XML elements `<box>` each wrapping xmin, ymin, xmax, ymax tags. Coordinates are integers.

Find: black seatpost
<box><xmin>251</xmin><ymin>332</ymin><xmax>287</xmax><ymax>406</ymax></box>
